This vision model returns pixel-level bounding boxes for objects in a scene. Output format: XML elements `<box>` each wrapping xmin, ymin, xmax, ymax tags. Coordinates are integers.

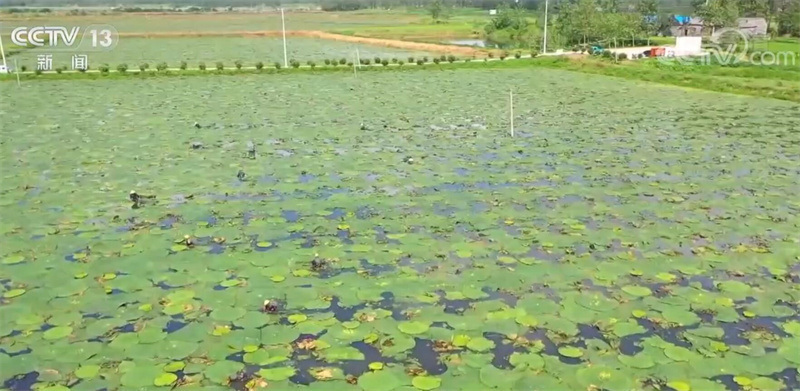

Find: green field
<box><xmin>0</xmin><ymin>10</ymin><xmax>421</xmax><ymax>34</ymax></box>
<box><xmin>1</xmin><ymin>68</ymin><xmax>799</xmax><ymax>391</ymax></box>
<box><xmin>7</xmin><ymin>37</ymin><xmax>437</xmax><ymax>70</ymax></box>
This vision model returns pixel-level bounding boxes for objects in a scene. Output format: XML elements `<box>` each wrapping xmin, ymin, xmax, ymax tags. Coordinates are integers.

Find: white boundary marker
<box><xmin>509</xmin><ymin>89</ymin><xmax>514</xmax><ymax>137</ymax></box>
<box><xmin>14</xmin><ymin>58</ymin><xmax>20</xmax><ymax>87</ymax></box>
<box><xmin>0</xmin><ymin>29</ymin><xmax>8</xmax><ymax>73</ymax></box>
<box><xmin>281</xmin><ymin>8</ymin><xmax>288</xmax><ymax>69</ymax></box>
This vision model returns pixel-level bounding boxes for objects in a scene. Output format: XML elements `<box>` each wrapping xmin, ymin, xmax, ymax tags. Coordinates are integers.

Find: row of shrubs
<box><xmin>29</xmin><ymin>51</ymin><xmax>543</xmax><ymax>75</ymax></box>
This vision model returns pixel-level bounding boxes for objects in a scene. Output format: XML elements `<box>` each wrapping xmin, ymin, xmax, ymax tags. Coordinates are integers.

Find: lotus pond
<box><xmin>1</xmin><ymin>69</ymin><xmax>799</xmax><ymax>391</ymax></box>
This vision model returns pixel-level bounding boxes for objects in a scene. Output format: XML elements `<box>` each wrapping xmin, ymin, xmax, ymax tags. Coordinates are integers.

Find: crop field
<box><xmin>1</xmin><ymin>69</ymin><xmax>800</xmax><ymax>391</ymax></box>
<box><xmin>8</xmin><ymin>37</ymin><xmax>438</xmax><ymax>70</ymax></box>
<box><xmin>0</xmin><ymin>11</ymin><xmax>420</xmax><ymax>35</ymax></box>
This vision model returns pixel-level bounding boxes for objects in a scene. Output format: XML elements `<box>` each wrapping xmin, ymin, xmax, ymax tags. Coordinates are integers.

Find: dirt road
<box><xmin>119</xmin><ymin>30</ymin><xmax>490</xmax><ymax>56</ymax></box>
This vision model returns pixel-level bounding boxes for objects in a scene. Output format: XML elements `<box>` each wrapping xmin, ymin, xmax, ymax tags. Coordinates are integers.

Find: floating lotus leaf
<box><xmin>412</xmin><ymin>376</ymin><xmax>442</xmax><ymax>390</ymax></box>
<box><xmin>783</xmin><ymin>321</ymin><xmax>800</xmax><ymax>336</ymax></box>
<box><xmin>258</xmin><ymin>366</ymin><xmax>296</xmax><ymax>381</ymax></box>
<box><xmin>666</xmin><ymin>381</ymin><xmax>691</xmax><ymax>391</ymax></box>
<box><xmin>138</xmin><ymin>327</ymin><xmax>167</xmax><ymax>344</ymax></box>
<box><xmin>3</xmin><ymin>289</ymin><xmax>26</xmax><ymax>298</ymax></box>
<box><xmin>664</xmin><ymin>346</ymin><xmax>696</xmax><ymax>362</ymax></box>
<box><xmin>74</xmin><ymin>365</ymin><xmax>100</xmax><ymax>379</ymax></box>
<box><xmin>368</xmin><ymin>362</ymin><xmax>384</xmax><ymax>370</ymax></box>
<box><xmin>751</xmin><ymin>377</ymin><xmax>785</xmax><ymax>391</ymax></box>
<box><xmin>612</xmin><ymin>321</ymin><xmax>647</xmax><ymax>337</ymax></box>
<box><xmin>243</xmin><ymin>349</ymin><xmax>271</xmax><ymax>365</ymax></box>
<box><xmin>121</xmin><ymin>365</ymin><xmax>163</xmax><ymax>388</ymax></box>
<box><xmin>452</xmin><ymin>334</ymin><xmax>471</xmax><ymax>347</ymax></box>
<box><xmin>778</xmin><ymin>339</ymin><xmax>800</xmax><ymax>364</ymax></box>
<box><xmin>2</xmin><ymin>254</ymin><xmax>25</xmax><ymax>264</ymax></box>
<box><xmin>39</xmin><ymin>386</ymin><xmax>70</xmax><ymax>391</ymax></box>
<box><xmin>323</xmin><ymin>346</ymin><xmax>365</xmax><ymax>361</ymax></box>
<box><xmin>557</xmin><ymin>346</ymin><xmax>583</xmax><ymax>358</ymax></box>
<box><xmin>154</xmin><ymin>372</ymin><xmax>178</xmax><ymax>386</ymax></box>
<box><xmin>398</xmin><ymin>321</ymin><xmax>430</xmax><ymax>335</ymax></box>
<box><xmin>219</xmin><ymin>279</ymin><xmax>243</xmax><ymax>287</ymax></box>
<box><xmin>509</xmin><ymin>352</ymin><xmax>544</xmax><ymax>369</ymax></box>
<box><xmin>621</xmin><ymin>285</ymin><xmax>652</xmax><ymax>297</ymax></box>
<box><xmin>163</xmin><ymin>361</ymin><xmax>185</xmax><ymax>372</ymax></box>
<box><xmin>514</xmin><ymin>314</ymin><xmax>538</xmax><ymax>327</ymax></box>
<box><xmin>358</xmin><ymin>369</ymin><xmax>403</xmax><ymax>391</ymax></box>
<box><xmin>203</xmin><ymin>360</ymin><xmax>244</xmax><ymax>384</ymax></box>
<box><xmin>288</xmin><ymin>314</ymin><xmax>308</xmax><ymax>324</ymax></box>
<box><xmin>159</xmin><ymin>339</ymin><xmax>198</xmax><ymax>359</ymax></box>
<box><xmin>466</xmin><ymin>337</ymin><xmax>494</xmax><ymax>352</ymax></box>
<box><xmin>618</xmin><ymin>353</ymin><xmax>656</xmax><ymax>368</ymax></box>
<box><xmin>479</xmin><ymin>365</ymin><xmax>521</xmax><ymax>388</ymax></box>
<box><xmin>576</xmin><ymin>366</ymin><xmax>633</xmax><ymax>391</ymax></box>
<box><xmin>211</xmin><ymin>307</ymin><xmax>246</xmax><ymax>322</ymax></box>
<box><xmin>43</xmin><ymin>326</ymin><xmax>73</xmax><ymax>340</ymax></box>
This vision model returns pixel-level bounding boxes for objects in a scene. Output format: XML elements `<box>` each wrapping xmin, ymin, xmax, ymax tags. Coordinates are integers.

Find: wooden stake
<box><xmin>509</xmin><ymin>89</ymin><xmax>514</xmax><ymax>137</ymax></box>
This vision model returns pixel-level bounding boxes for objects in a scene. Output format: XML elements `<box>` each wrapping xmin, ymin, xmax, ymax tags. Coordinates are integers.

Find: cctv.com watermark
<box><xmin>658</xmin><ymin>28</ymin><xmax>797</xmax><ymax>67</ymax></box>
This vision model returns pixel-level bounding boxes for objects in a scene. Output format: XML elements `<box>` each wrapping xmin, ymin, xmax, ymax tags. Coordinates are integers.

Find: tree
<box><xmin>777</xmin><ymin>0</ymin><xmax>800</xmax><ymax>35</ymax></box>
<box><xmin>428</xmin><ymin>0</ymin><xmax>450</xmax><ymax>22</ymax></box>
<box><xmin>637</xmin><ymin>0</ymin><xmax>659</xmax><ymax>44</ymax></box>
<box><xmin>696</xmin><ymin>0</ymin><xmax>740</xmax><ymax>34</ymax></box>
<box><xmin>484</xmin><ymin>3</ymin><xmax>535</xmax><ymax>47</ymax></box>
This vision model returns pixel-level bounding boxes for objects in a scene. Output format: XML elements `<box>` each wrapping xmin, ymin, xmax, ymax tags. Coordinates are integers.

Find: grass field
<box><xmin>7</xmin><ymin>36</ymin><xmax>438</xmax><ymax>70</ymax></box>
<box><xmin>0</xmin><ymin>10</ymin><xmax>421</xmax><ymax>35</ymax></box>
<box><xmin>1</xmin><ymin>67</ymin><xmax>799</xmax><ymax>391</ymax></box>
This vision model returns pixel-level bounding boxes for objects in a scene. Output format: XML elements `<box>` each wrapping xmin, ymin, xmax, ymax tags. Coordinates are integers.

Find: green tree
<box><xmin>637</xmin><ymin>0</ymin><xmax>659</xmax><ymax>44</ymax></box>
<box><xmin>428</xmin><ymin>0</ymin><xmax>450</xmax><ymax>23</ymax></box>
<box><xmin>696</xmin><ymin>0</ymin><xmax>740</xmax><ymax>34</ymax></box>
<box><xmin>778</xmin><ymin>0</ymin><xmax>800</xmax><ymax>35</ymax></box>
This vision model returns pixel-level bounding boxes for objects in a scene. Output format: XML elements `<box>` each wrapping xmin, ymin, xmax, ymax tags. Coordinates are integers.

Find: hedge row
<box><xmin>29</xmin><ymin>51</ymin><xmax>542</xmax><ymax>74</ymax></box>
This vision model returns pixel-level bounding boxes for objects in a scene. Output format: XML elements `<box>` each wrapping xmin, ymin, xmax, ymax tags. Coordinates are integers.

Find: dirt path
<box><xmin>119</xmin><ymin>30</ymin><xmax>489</xmax><ymax>56</ymax></box>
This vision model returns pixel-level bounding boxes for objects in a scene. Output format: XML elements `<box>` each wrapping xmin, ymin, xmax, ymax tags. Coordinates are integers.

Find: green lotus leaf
<box><xmin>751</xmin><ymin>376</ymin><xmax>785</xmax><ymax>391</ymax></box>
<box><xmin>43</xmin><ymin>326</ymin><xmax>73</xmax><ymax>340</ymax></box>
<box><xmin>158</xmin><ymin>340</ymin><xmax>198</xmax><ymax>359</ymax></box>
<box><xmin>358</xmin><ymin>370</ymin><xmax>403</xmax><ymax>391</ymax></box>
<box><xmin>664</xmin><ymin>345</ymin><xmax>697</xmax><ymax>362</ymax></box>
<box><xmin>509</xmin><ymin>352</ymin><xmax>544</xmax><ymax>369</ymax></box>
<box><xmin>466</xmin><ymin>337</ymin><xmax>494</xmax><ymax>352</ymax></box>
<box><xmin>557</xmin><ymin>346</ymin><xmax>583</xmax><ymax>358</ymax></box>
<box><xmin>203</xmin><ymin>360</ymin><xmax>244</xmax><ymax>384</ymax></box>
<box><xmin>121</xmin><ymin>365</ymin><xmax>163</xmax><ymax>388</ymax></box>
<box><xmin>211</xmin><ymin>306</ymin><xmax>246</xmax><ymax>321</ymax></box>
<box><xmin>479</xmin><ymin>365</ymin><xmax>521</xmax><ymax>388</ymax></box>
<box><xmin>163</xmin><ymin>361</ymin><xmax>185</xmax><ymax>372</ymax></box>
<box><xmin>514</xmin><ymin>314</ymin><xmax>538</xmax><ymax>327</ymax></box>
<box><xmin>617</xmin><ymin>352</ymin><xmax>656</xmax><ymax>369</ymax></box>
<box><xmin>39</xmin><ymin>386</ymin><xmax>70</xmax><ymax>391</ymax></box>
<box><xmin>576</xmin><ymin>366</ymin><xmax>633</xmax><ymax>390</ymax></box>
<box><xmin>666</xmin><ymin>381</ymin><xmax>691</xmax><ymax>391</ymax></box>
<box><xmin>74</xmin><ymin>365</ymin><xmax>100</xmax><ymax>379</ymax></box>
<box><xmin>258</xmin><ymin>366</ymin><xmax>296</xmax><ymax>381</ymax></box>
<box><xmin>323</xmin><ymin>346</ymin><xmax>365</xmax><ymax>361</ymax></box>
<box><xmin>3</xmin><ymin>288</ymin><xmax>26</xmax><ymax>298</ymax></box>
<box><xmin>154</xmin><ymin>372</ymin><xmax>178</xmax><ymax>386</ymax></box>
<box><xmin>398</xmin><ymin>321</ymin><xmax>430</xmax><ymax>335</ymax></box>
<box><xmin>778</xmin><ymin>339</ymin><xmax>800</xmax><ymax>364</ymax></box>
<box><xmin>2</xmin><ymin>254</ymin><xmax>25</xmax><ymax>264</ymax></box>
<box><xmin>621</xmin><ymin>285</ymin><xmax>652</xmax><ymax>297</ymax></box>
<box><xmin>412</xmin><ymin>376</ymin><xmax>442</xmax><ymax>390</ymax></box>
<box><xmin>612</xmin><ymin>321</ymin><xmax>647</xmax><ymax>337</ymax></box>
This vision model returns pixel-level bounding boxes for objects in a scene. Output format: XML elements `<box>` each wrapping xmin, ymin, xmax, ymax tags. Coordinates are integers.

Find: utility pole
<box><xmin>0</xmin><ymin>27</ymin><xmax>8</xmax><ymax>72</ymax></box>
<box><xmin>543</xmin><ymin>0</ymin><xmax>549</xmax><ymax>54</ymax></box>
<box><xmin>281</xmin><ymin>8</ymin><xmax>288</xmax><ymax>69</ymax></box>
